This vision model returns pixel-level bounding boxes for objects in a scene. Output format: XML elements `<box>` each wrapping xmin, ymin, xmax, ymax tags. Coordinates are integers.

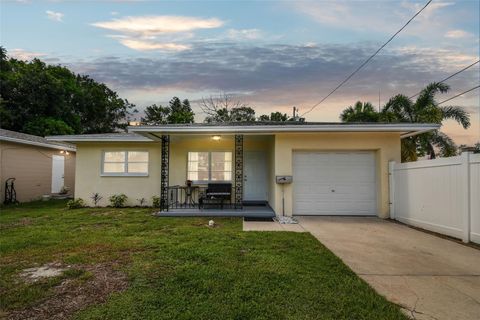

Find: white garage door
<box><xmin>293</xmin><ymin>151</ymin><xmax>377</xmax><ymax>216</ymax></box>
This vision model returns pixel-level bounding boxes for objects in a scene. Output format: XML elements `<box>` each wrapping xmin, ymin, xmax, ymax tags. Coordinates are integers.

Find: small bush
<box><xmin>109</xmin><ymin>194</ymin><xmax>127</xmax><ymax>208</ymax></box>
<box><xmin>90</xmin><ymin>193</ymin><xmax>103</xmax><ymax>206</ymax></box>
<box><xmin>67</xmin><ymin>198</ymin><xmax>85</xmax><ymax>209</ymax></box>
<box><xmin>152</xmin><ymin>196</ymin><xmax>161</xmax><ymax>208</ymax></box>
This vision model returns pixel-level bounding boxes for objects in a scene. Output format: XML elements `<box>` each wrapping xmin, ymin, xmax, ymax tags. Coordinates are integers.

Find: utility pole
<box><xmin>378</xmin><ymin>89</ymin><xmax>381</xmax><ymax>112</ymax></box>
<box><xmin>291</xmin><ymin>106</ymin><xmax>305</xmax><ymax>122</ymax></box>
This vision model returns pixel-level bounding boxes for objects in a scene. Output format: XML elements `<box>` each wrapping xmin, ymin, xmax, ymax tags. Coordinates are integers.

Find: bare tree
<box><xmin>199</xmin><ymin>93</ymin><xmax>254</xmax><ymax>123</ymax></box>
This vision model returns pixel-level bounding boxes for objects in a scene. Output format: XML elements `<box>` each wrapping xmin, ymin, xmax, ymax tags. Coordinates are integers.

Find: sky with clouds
<box><xmin>1</xmin><ymin>0</ymin><xmax>479</xmax><ymax>144</ymax></box>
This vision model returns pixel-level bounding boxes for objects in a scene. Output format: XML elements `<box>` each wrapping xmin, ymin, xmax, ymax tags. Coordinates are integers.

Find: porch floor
<box><xmin>155</xmin><ymin>205</ymin><xmax>275</xmax><ymax>218</ymax></box>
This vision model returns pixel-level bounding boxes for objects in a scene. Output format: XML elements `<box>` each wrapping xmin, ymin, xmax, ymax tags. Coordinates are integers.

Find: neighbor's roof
<box><xmin>0</xmin><ymin>128</ymin><xmax>76</xmax><ymax>151</ymax></box>
<box><xmin>46</xmin><ymin>132</ymin><xmax>153</xmax><ymax>143</ymax></box>
<box><xmin>46</xmin><ymin>122</ymin><xmax>440</xmax><ymax>143</ymax></box>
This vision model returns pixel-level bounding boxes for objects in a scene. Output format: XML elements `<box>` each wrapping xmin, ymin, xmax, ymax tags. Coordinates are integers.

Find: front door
<box><xmin>51</xmin><ymin>155</ymin><xmax>65</xmax><ymax>193</ymax></box>
<box><xmin>244</xmin><ymin>151</ymin><xmax>267</xmax><ymax>201</ymax></box>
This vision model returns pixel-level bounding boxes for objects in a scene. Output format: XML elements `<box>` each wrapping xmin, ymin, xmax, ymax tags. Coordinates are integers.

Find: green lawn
<box><xmin>0</xmin><ymin>200</ymin><xmax>406</xmax><ymax>319</ymax></box>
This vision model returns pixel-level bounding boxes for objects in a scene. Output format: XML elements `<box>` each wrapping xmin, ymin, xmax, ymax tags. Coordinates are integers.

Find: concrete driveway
<box><xmin>297</xmin><ymin>216</ymin><xmax>480</xmax><ymax>320</ymax></box>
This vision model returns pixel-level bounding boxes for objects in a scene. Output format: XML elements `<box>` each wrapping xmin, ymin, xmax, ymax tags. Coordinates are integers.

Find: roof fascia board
<box><xmin>129</xmin><ymin>124</ymin><xmax>440</xmax><ymax>134</ymax></box>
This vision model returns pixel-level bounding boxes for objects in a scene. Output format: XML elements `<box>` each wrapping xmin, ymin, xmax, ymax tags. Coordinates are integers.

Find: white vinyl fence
<box><xmin>389</xmin><ymin>152</ymin><xmax>480</xmax><ymax>244</ymax></box>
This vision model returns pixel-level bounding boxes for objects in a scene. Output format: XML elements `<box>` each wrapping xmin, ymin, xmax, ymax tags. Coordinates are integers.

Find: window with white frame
<box><xmin>187</xmin><ymin>151</ymin><xmax>232</xmax><ymax>182</ymax></box>
<box><xmin>102</xmin><ymin>151</ymin><xmax>149</xmax><ymax>176</ymax></box>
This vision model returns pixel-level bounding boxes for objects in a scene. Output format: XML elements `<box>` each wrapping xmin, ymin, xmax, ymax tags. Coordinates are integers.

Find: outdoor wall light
<box><xmin>211</xmin><ymin>135</ymin><xmax>221</xmax><ymax>141</ymax></box>
<box><xmin>60</xmin><ymin>150</ymin><xmax>65</xmax><ymax>154</ymax></box>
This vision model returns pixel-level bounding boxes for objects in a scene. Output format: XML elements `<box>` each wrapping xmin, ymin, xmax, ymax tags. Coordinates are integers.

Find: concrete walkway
<box><xmin>297</xmin><ymin>216</ymin><xmax>480</xmax><ymax>320</ymax></box>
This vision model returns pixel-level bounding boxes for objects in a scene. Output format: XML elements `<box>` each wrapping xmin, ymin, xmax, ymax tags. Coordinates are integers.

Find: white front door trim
<box><xmin>51</xmin><ymin>155</ymin><xmax>65</xmax><ymax>193</ymax></box>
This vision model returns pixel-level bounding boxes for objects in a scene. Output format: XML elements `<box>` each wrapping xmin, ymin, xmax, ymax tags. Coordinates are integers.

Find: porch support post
<box><xmin>160</xmin><ymin>135</ymin><xmax>170</xmax><ymax>211</ymax></box>
<box><xmin>234</xmin><ymin>134</ymin><xmax>244</xmax><ymax>209</ymax></box>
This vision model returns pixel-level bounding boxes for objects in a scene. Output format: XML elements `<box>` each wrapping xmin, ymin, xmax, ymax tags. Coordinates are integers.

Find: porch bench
<box><xmin>199</xmin><ymin>183</ymin><xmax>232</xmax><ymax>209</ymax></box>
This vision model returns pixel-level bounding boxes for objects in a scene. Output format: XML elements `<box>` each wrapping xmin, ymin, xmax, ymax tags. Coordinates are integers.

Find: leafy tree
<box><xmin>230</xmin><ymin>106</ymin><xmax>256</xmax><ymax>122</ymax></box>
<box><xmin>167</xmin><ymin>97</ymin><xmax>194</xmax><ymax>123</ymax></box>
<box><xmin>72</xmin><ymin>75</ymin><xmax>136</xmax><ymax>133</ymax></box>
<box><xmin>141</xmin><ymin>104</ymin><xmax>170</xmax><ymax>125</ymax></box>
<box><xmin>23</xmin><ymin>117</ymin><xmax>74</xmax><ymax>136</ymax></box>
<box><xmin>258</xmin><ymin>115</ymin><xmax>270</xmax><ymax>121</ymax></box>
<box><xmin>340</xmin><ymin>101</ymin><xmax>379</xmax><ymax>122</ymax></box>
<box><xmin>258</xmin><ymin>111</ymin><xmax>289</xmax><ymax>122</ymax></box>
<box><xmin>0</xmin><ymin>47</ymin><xmax>136</xmax><ymax>136</ymax></box>
<box><xmin>141</xmin><ymin>97</ymin><xmax>195</xmax><ymax>125</ymax></box>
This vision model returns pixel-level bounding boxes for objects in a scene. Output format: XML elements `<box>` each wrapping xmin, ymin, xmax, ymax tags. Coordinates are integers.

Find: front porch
<box><xmin>155</xmin><ymin>133</ymin><xmax>276</xmax><ymax>216</ymax></box>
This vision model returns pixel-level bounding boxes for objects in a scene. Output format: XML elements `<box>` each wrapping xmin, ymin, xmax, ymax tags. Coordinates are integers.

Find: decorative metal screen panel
<box><xmin>234</xmin><ymin>134</ymin><xmax>244</xmax><ymax>209</ymax></box>
<box><xmin>160</xmin><ymin>135</ymin><xmax>170</xmax><ymax>211</ymax></box>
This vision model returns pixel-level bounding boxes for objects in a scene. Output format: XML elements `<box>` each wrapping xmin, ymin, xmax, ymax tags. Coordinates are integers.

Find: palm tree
<box><xmin>340</xmin><ymin>101</ymin><xmax>379</xmax><ymax>122</ymax></box>
<box><xmin>382</xmin><ymin>82</ymin><xmax>470</xmax><ymax>161</ymax></box>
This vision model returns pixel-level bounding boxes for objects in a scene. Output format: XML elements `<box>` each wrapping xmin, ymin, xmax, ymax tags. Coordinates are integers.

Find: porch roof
<box><xmin>129</xmin><ymin>122</ymin><xmax>439</xmax><ymax>139</ymax></box>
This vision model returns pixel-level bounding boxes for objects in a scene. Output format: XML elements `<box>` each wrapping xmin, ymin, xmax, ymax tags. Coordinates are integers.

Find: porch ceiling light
<box><xmin>211</xmin><ymin>135</ymin><xmax>221</xmax><ymax>141</ymax></box>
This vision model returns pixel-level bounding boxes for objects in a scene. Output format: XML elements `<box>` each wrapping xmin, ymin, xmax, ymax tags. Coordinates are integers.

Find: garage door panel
<box><xmin>295</xmin><ymin>184</ymin><xmax>331</xmax><ymax>194</ymax></box>
<box><xmin>334</xmin><ymin>184</ymin><xmax>376</xmax><ymax>196</ymax></box>
<box><xmin>297</xmin><ymin>201</ymin><xmax>375</xmax><ymax>215</ymax></box>
<box><xmin>293</xmin><ymin>151</ymin><xmax>377</xmax><ymax>216</ymax></box>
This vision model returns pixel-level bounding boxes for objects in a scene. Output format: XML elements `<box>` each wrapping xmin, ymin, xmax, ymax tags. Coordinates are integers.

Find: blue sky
<box><xmin>1</xmin><ymin>0</ymin><xmax>479</xmax><ymax>144</ymax></box>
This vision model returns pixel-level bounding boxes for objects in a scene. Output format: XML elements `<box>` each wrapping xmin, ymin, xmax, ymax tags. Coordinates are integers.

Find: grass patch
<box><xmin>0</xmin><ymin>200</ymin><xmax>407</xmax><ymax>319</ymax></box>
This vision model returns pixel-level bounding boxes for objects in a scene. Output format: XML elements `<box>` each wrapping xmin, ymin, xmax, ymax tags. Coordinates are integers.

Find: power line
<box><xmin>301</xmin><ymin>0</ymin><xmax>433</xmax><ymax>117</ymax></box>
<box><xmin>409</xmin><ymin>60</ymin><xmax>480</xmax><ymax>99</ymax></box>
<box><xmin>437</xmin><ymin>85</ymin><xmax>480</xmax><ymax>105</ymax></box>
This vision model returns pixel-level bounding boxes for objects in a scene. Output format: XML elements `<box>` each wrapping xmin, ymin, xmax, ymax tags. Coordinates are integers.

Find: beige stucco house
<box><xmin>48</xmin><ymin>122</ymin><xmax>438</xmax><ymax>218</ymax></box>
<box><xmin>0</xmin><ymin>129</ymin><xmax>76</xmax><ymax>203</ymax></box>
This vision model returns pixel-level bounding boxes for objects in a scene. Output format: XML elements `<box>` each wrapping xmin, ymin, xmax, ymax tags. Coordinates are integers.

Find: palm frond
<box><xmin>431</xmin><ymin>131</ymin><xmax>458</xmax><ymax>157</ymax></box>
<box><xmin>415</xmin><ymin>82</ymin><xmax>450</xmax><ymax>111</ymax></box>
<box><xmin>418</xmin><ymin>104</ymin><xmax>443</xmax><ymax>124</ymax></box>
<box><xmin>420</xmin><ymin>82</ymin><xmax>449</xmax><ymax>95</ymax></box>
<box><xmin>340</xmin><ymin>106</ymin><xmax>355</xmax><ymax>122</ymax></box>
<box><xmin>401</xmin><ymin>137</ymin><xmax>418</xmax><ymax>162</ymax></box>
<box><xmin>378</xmin><ymin>110</ymin><xmax>398</xmax><ymax>122</ymax></box>
<box><xmin>382</xmin><ymin>95</ymin><xmax>413</xmax><ymax>122</ymax></box>
<box><xmin>340</xmin><ymin>102</ymin><xmax>379</xmax><ymax>122</ymax></box>
<box><xmin>440</xmin><ymin>106</ymin><xmax>471</xmax><ymax>129</ymax></box>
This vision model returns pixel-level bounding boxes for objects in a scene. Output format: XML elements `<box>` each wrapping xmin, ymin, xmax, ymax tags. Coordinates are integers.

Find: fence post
<box><xmin>389</xmin><ymin>161</ymin><xmax>396</xmax><ymax>220</ymax></box>
<box><xmin>461</xmin><ymin>152</ymin><xmax>471</xmax><ymax>243</ymax></box>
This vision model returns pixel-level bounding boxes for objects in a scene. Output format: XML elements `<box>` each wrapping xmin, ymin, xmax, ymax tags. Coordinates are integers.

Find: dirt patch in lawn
<box><xmin>7</xmin><ymin>263</ymin><xmax>128</xmax><ymax>320</ymax></box>
<box><xmin>20</xmin><ymin>262</ymin><xmax>66</xmax><ymax>282</ymax></box>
